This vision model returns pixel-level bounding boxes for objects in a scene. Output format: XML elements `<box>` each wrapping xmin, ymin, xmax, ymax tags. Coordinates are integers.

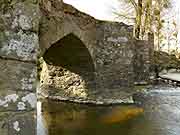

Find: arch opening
<box><xmin>40</xmin><ymin>33</ymin><xmax>96</xmax><ymax>98</ymax></box>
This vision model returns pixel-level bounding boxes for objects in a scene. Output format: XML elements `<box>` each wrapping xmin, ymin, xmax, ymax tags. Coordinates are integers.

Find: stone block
<box><xmin>0</xmin><ymin>112</ymin><xmax>9</xmax><ymax>135</ymax></box>
<box><xmin>0</xmin><ymin>59</ymin><xmax>37</xmax><ymax>92</ymax></box>
<box><xmin>0</xmin><ymin>111</ymin><xmax>36</xmax><ymax>135</ymax></box>
<box><xmin>8</xmin><ymin>111</ymin><xmax>36</xmax><ymax>135</ymax></box>
<box><xmin>0</xmin><ymin>90</ymin><xmax>36</xmax><ymax>112</ymax></box>
<box><xmin>0</xmin><ymin>0</ymin><xmax>39</xmax><ymax>32</ymax></box>
<box><xmin>0</xmin><ymin>31</ymin><xmax>39</xmax><ymax>61</ymax></box>
<box><xmin>0</xmin><ymin>0</ymin><xmax>39</xmax><ymax>61</ymax></box>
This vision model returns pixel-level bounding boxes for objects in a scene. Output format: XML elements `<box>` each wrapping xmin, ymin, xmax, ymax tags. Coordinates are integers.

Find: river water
<box><xmin>37</xmin><ymin>86</ymin><xmax>180</xmax><ymax>135</ymax></box>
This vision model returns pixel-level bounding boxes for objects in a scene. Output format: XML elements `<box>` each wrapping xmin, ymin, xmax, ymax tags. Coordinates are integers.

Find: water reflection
<box><xmin>37</xmin><ymin>90</ymin><xmax>180</xmax><ymax>135</ymax></box>
<box><xmin>41</xmin><ymin>101</ymin><xmax>87</xmax><ymax>135</ymax></box>
<box><xmin>100</xmin><ymin>107</ymin><xmax>144</xmax><ymax>124</ymax></box>
<box><xmin>37</xmin><ymin>100</ymin><xmax>146</xmax><ymax>135</ymax></box>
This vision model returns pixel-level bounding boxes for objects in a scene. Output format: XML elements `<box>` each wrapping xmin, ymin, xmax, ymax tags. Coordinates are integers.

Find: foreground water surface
<box><xmin>37</xmin><ymin>86</ymin><xmax>180</xmax><ymax>135</ymax></box>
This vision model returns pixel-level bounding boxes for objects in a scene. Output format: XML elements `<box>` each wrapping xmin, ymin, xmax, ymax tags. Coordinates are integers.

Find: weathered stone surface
<box><xmin>0</xmin><ymin>0</ymin><xmax>39</xmax><ymax>62</ymax></box>
<box><xmin>133</xmin><ymin>37</ymin><xmax>154</xmax><ymax>84</ymax></box>
<box><xmin>0</xmin><ymin>30</ymin><xmax>39</xmax><ymax>61</ymax></box>
<box><xmin>95</xmin><ymin>22</ymin><xmax>134</xmax><ymax>90</ymax></box>
<box><xmin>0</xmin><ymin>59</ymin><xmax>36</xmax><ymax>92</ymax></box>
<box><xmin>0</xmin><ymin>111</ymin><xmax>36</xmax><ymax>135</ymax></box>
<box><xmin>0</xmin><ymin>1</ymin><xmax>38</xmax><ymax>134</ymax></box>
<box><xmin>0</xmin><ymin>0</ymin><xmax>39</xmax><ymax>32</ymax></box>
<box><xmin>40</xmin><ymin>63</ymin><xmax>89</xmax><ymax>99</ymax></box>
<box><xmin>0</xmin><ymin>59</ymin><xmax>36</xmax><ymax>112</ymax></box>
<box><xmin>0</xmin><ymin>112</ymin><xmax>10</xmax><ymax>135</ymax></box>
<box><xmin>9</xmin><ymin>112</ymin><xmax>36</xmax><ymax>135</ymax></box>
<box><xmin>0</xmin><ymin>90</ymin><xmax>36</xmax><ymax>112</ymax></box>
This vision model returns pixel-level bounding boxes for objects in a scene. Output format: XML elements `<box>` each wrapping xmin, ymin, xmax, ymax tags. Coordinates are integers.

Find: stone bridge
<box><xmin>38</xmin><ymin>0</ymin><xmax>154</xmax><ymax>102</ymax></box>
<box><xmin>0</xmin><ymin>0</ymin><xmax>153</xmax><ymax>134</ymax></box>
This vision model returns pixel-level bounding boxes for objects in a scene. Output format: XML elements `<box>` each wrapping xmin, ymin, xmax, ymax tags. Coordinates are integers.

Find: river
<box><xmin>37</xmin><ymin>85</ymin><xmax>180</xmax><ymax>135</ymax></box>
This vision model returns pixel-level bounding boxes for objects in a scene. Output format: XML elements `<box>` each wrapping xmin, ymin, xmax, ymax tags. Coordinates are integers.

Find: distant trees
<box><xmin>168</xmin><ymin>20</ymin><xmax>179</xmax><ymax>55</ymax></box>
<box><xmin>172</xmin><ymin>21</ymin><xmax>179</xmax><ymax>55</ymax></box>
<box><xmin>114</xmin><ymin>0</ymin><xmax>180</xmax><ymax>73</ymax></box>
<box><xmin>116</xmin><ymin>0</ymin><xmax>172</xmax><ymax>45</ymax></box>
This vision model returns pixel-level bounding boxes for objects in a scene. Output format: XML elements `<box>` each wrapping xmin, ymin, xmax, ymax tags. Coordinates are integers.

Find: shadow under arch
<box><xmin>42</xmin><ymin>33</ymin><xmax>96</xmax><ymax>96</ymax></box>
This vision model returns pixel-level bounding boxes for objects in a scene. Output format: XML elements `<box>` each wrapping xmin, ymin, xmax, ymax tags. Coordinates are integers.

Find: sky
<box><xmin>63</xmin><ymin>0</ymin><xmax>180</xmax><ymax>22</ymax></box>
<box><xmin>63</xmin><ymin>0</ymin><xmax>119</xmax><ymax>21</ymax></box>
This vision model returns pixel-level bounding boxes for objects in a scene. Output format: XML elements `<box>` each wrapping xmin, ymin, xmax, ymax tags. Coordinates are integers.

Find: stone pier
<box><xmin>0</xmin><ymin>0</ymin><xmax>39</xmax><ymax>134</ymax></box>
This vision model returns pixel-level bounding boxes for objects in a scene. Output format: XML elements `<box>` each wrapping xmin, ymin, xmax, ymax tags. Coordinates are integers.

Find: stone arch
<box><xmin>40</xmin><ymin>33</ymin><xmax>96</xmax><ymax>99</ymax></box>
<box><xmin>39</xmin><ymin>19</ymin><xmax>96</xmax><ymax>61</ymax></box>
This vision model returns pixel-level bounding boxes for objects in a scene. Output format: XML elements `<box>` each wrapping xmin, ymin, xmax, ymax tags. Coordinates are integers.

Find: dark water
<box><xmin>37</xmin><ymin>87</ymin><xmax>180</xmax><ymax>135</ymax></box>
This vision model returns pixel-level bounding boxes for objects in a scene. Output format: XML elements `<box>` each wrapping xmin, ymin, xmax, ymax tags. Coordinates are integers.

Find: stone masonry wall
<box><xmin>95</xmin><ymin>21</ymin><xmax>134</xmax><ymax>91</ymax></box>
<box><xmin>0</xmin><ymin>0</ymin><xmax>39</xmax><ymax>134</ymax></box>
<box><xmin>133</xmin><ymin>34</ymin><xmax>154</xmax><ymax>84</ymax></box>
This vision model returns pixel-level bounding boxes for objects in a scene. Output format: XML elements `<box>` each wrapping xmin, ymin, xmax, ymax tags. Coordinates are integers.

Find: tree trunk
<box><xmin>135</xmin><ymin>0</ymin><xmax>142</xmax><ymax>39</ymax></box>
<box><xmin>142</xmin><ymin>0</ymin><xmax>152</xmax><ymax>39</ymax></box>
